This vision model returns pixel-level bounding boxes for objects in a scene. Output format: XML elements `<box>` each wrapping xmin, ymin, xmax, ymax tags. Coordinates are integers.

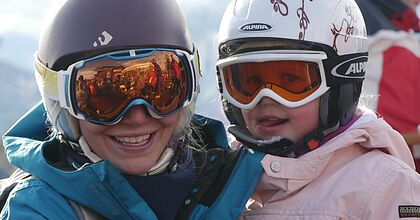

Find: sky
<box><xmin>0</xmin><ymin>0</ymin><xmax>231</xmax><ymax>130</ymax></box>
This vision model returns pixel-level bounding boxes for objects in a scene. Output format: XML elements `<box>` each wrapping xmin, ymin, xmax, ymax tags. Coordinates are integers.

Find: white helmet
<box><xmin>217</xmin><ymin>0</ymin><xmax>368</xmax><ymax>157</ymax></box>
<box><xmin>218</xmin><ymin>0</ymin><xmax>367</xmax><ymax>55</ymax></box>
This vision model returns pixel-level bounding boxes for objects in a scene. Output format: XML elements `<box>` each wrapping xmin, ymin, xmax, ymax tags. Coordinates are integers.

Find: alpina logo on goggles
<box><xmin>216</xmin><ymin>50</ymin><xmax>330</xmax><ymax>109</ymax></box>
<box><xmin>35</xmin><ymin>48</ymin><xmax>199</xmax><ymax>125</ymax></box>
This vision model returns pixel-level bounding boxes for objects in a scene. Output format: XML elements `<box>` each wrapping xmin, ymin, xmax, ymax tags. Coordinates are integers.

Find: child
<box><xmin>216</xmin><ymin>0</ymin><xmax>420</xmax><ymax>219</ymax></box>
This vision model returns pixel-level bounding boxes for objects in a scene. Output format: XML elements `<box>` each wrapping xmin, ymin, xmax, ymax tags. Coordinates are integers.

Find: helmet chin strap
<box><xmin>222</xmin><ymin>99</ymin><xmax>317</xmax><ymax>157</ymax></box>
<box><xmin>228</xmin><ymin>121</ymin><xmax>340</xmax><ymax>158</ymax></box>
<box><xmin>72</xmin><ymin>136</ymin><xmax>179</xmax><ymax>175</ymax></box>
<box><xmin>78</xmin><ymin>136</ymin><xmax>101</xmax><ymax>163</ymax></box>
<box><xmin>227</xmin><ymin>125</ymin><xmax>296</xmax><ymax>157</ymax></box>
<box><xmin>142</xmin><ymin>147</ymin><xmax>179</xmax><ymax>176</ymax></box>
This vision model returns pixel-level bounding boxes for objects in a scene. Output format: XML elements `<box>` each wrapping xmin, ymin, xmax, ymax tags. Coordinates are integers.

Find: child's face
<box><xmin>241</xmin><ymin>97</ymin><xmax>319</xmax><ymax>143</ymax></box>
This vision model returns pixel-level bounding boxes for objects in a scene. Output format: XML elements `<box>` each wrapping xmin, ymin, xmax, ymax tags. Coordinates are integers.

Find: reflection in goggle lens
<box><xmin>74</xmin><ymin>50</ymin><xmax>188</xmax><ymax>122</ymax></box>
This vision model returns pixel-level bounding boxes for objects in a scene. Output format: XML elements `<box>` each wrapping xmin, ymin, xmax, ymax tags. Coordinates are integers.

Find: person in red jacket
<box><xmin>356</xmin><ymin>0</ymin><xmax>420</xmax><ymax>171</ymax></box>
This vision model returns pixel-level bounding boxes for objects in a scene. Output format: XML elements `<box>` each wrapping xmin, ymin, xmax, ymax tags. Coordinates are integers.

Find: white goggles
<box><xmin>216</xmin><ymin>50</ymin><xmax>330</xmax><ymax>109</ymax></box>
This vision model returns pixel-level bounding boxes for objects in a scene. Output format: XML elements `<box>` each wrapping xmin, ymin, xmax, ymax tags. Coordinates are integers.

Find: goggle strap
<box><xmin>34</xmin><ymin>56</ymin><xmax>60</xmax><ymax>102</ymax></box>
<box><xmin>191</xmin><ymin>47</ymin><xmax>201</xmax><ymax>97</ymax></box>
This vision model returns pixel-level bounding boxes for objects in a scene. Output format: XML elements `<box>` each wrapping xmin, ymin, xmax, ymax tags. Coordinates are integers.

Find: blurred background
<box><xmin>0</xmin><ymin>0</ymin><xmax>231</xmax><ymax>177</ymax></box>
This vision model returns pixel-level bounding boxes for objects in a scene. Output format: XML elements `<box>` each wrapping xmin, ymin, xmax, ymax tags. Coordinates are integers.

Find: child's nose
<box><xmin>258</xmin><ymin>97</ymin><xmax>278</xmax><ymax>106</ymax></box>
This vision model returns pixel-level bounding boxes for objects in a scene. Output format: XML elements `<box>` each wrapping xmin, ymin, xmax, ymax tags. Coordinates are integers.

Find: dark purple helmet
<box><xmin>38</xmin><ymin>0</ymin><xmax>194</xmax><ymax>70</ymax></box>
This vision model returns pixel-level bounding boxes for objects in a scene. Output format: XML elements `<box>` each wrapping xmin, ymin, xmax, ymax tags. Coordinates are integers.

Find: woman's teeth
<box><xmin>114</xmin><ymin>134</ymin><xmax>150</xmax><ymax>145</ymax></box>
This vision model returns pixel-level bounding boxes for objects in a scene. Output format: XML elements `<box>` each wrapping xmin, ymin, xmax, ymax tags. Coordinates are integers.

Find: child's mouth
<box><xmin>257</xmin><ymin>117</ymin><xmax>288</xmax><ymax>127</ymax></box>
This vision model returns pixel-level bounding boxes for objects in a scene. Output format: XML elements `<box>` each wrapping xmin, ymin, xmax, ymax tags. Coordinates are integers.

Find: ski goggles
<box><xmin>216</xmin><ymin>50</ymin><xmax>330</xmax><ymax>109</ymax></box>
<box><xmin>35</xmin><ymin>48</ymin><xmax>200</xmax><ymax>125</ymax></box>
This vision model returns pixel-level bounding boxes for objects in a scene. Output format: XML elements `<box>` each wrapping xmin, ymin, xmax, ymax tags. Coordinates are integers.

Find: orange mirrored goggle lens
<box><xmin>73</xmin><ymin>50</ymin><xmax>189</xmax><ymax>122</ymax></box>
<box><xmin>223</xmin><ymin>60</ymin><xmax>321</xmax><ymax>104</ymax></box>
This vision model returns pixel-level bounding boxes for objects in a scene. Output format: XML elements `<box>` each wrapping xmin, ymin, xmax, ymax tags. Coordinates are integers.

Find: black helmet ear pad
<box><xmin>222</xmin><ymin>98</ymin><xmax>246</xmax><ymax>126</ymax></box>
<box><xmin>337</xmin><ymin>82</ymin><xmax>363</xmax><ymax>125</ymax></box>
<box><xmin>319</xmin><ymin>81</ymin><xmax>363</xmax><ymax>130</ymax></box>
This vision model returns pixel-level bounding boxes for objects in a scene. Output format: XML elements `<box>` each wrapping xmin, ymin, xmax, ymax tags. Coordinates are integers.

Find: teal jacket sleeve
<box><xmin>1</xmin><ymin>178</ymin><xmax>79</xmax><ymax>220</ymax></box>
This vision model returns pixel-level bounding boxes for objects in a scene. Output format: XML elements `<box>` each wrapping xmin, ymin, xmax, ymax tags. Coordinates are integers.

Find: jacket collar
<box><xmin>254</xmin><ymin>108</ymin><xmax>414</xmax><ymax>203</ymax></box>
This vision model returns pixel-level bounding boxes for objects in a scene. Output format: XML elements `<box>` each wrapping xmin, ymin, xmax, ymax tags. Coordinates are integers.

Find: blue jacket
<box><xmin>1</xmin><ymin>103</ymin><xmax>264</xmax><ymax>220</ymax></box>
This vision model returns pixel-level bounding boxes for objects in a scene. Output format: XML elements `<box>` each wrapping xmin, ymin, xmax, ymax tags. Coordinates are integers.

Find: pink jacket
<box><xmin>240</xmin><ymin>109</ymin><xmax>420</xmax><ymax>220</ymax></box>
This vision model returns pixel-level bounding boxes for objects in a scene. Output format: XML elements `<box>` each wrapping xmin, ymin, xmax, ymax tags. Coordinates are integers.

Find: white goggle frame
<box><xmin>216</xmin><ymin>50</ymin><xmax>330</xmax><ymax>109</ymax></box>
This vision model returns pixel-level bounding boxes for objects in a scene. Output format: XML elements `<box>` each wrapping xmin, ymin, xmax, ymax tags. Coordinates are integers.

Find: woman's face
<box><xmin>79</xmin><ymin>106</ymin><xmax>179</xmax><ymax>175</ymax></box>
<box><xmin>241</xmin><ymin>97</ymin><xmax>319</xmax><ymax>143</ymax></box>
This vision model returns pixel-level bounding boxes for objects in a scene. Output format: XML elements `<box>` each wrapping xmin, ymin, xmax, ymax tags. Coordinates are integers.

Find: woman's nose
<box><xmin>120</xmin><ymin>105</ymin><xmax>150</xmax><ymax>123</ymax></box>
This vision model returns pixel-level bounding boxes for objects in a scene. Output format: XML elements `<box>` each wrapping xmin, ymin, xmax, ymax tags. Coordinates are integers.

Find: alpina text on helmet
<box><xmin>331</xmin><ymin>56</ymin><xmax>368</xmax><ymax>79</ymax></box>
<box><xmin>240</xmin><ymin>23</ymin><xmax>272</xmax><ymax>32</ymax></box>
<box><xmin>345</xmin><ymin>61</ymin><xmax>367</xmax><ymax>75</ymax></box>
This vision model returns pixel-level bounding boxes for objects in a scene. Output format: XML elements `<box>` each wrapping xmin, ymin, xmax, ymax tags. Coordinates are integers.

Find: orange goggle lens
<box><xmin>73</xmin><ymin>50</ymin><xmax>190</xmax><ymax>123</ymax></box>
<box><xmin>222</xmin><ymin>60</ymin><xmax>321</xmax><ymax>104</ymax></box>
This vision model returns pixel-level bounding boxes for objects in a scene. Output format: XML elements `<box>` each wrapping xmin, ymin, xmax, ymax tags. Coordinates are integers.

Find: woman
<box><xmin>0</xmin><ymin>0</ymin><xmax>262</xmax><ymax>219</ymax></box>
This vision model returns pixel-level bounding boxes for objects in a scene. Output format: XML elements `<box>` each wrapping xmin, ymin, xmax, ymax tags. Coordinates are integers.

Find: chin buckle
<box><xmin>227</xmin><ymin>125</ymin><xmax>296</xmax><ymax>157</ymax></box>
